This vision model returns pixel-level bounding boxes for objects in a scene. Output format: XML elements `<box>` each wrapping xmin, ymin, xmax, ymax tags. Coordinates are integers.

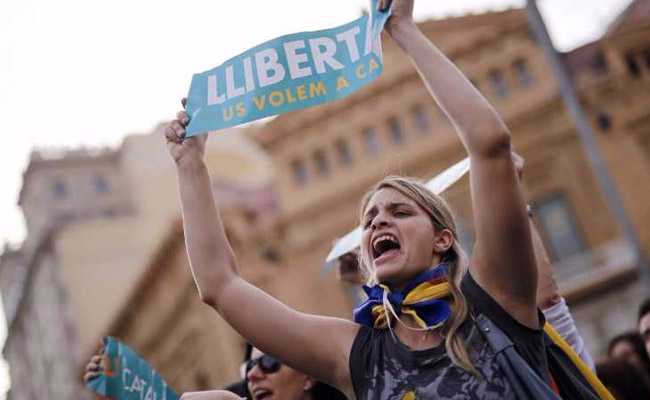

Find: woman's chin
<box><xmin>375</xmin><ymin>263</ymin><xmax>431</xmax><ymax>287</ymax></box>
<box><xmin>374</xmin><ymin>262</ymin><xmax>404</xmax><ymax>284</ymax></box>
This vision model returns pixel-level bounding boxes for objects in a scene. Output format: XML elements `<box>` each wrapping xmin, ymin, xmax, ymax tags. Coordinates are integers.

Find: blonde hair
<box><xmin>358</xmin><ymin>176</ymin><xmax>477</xmax><ymax>375</ymax></box>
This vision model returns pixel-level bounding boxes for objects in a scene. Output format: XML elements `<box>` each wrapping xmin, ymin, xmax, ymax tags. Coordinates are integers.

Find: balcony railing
<box><xmin>555</xmin><ymin>239</ymin><xmax>638</xmax><ymax>298</ymax></box>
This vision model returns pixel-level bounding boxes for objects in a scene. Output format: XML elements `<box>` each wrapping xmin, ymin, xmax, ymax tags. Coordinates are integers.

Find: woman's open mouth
<box><xmin>252</xmin><ymin>387</ymin><xmax>273</xmax><ymax>400</ymax></box>
<box><xmin>372</xmin><ymin>233</ymin><xmax>401</xmax><ymax>265</ymax></box>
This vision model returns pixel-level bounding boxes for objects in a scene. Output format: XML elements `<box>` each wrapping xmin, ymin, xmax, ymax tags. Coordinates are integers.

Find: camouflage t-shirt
<box><xmin>349</xmin><ymin>320</ymin><xmax>515</xmax><ymax>400</ymax></box>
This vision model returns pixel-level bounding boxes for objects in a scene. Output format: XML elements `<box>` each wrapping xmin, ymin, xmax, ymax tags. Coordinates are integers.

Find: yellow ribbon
<box><xmin>544</xmin><ymin>322</ymin><xmax>614</xmax><ymax>400</ymax></box>
<box><xmin>370</xmin><ymin>282</ymin><xmax>451</xmax><ymax>329</ymax></box>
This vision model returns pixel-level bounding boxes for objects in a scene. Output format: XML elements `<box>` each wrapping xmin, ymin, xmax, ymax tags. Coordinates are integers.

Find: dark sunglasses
<box><xmin>244</xmin><ymin>354</ymin><xmax>282</xmax><ymax>376</ymax></box>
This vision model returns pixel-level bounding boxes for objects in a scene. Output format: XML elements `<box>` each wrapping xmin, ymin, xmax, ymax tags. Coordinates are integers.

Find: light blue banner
<box><xmin>86</xmin><ymin>337</ymin><xmax>178</xmax><ymax>400</ymax></box>
<box><xmin>185</xmin><ymin>0</ymin><xmax>391</xmax><ymax>136</ymax></box>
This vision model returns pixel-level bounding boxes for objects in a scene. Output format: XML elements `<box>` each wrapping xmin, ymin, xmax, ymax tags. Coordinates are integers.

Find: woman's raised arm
<box><xmin>381</xmin><ymin>0</ymin><xmax>538</xmax><ymax>327</ymax></box>
<box><xmin>165</xmin><ymin>110</ymin><xmax>358</xmax><ymax>397</ymax></box>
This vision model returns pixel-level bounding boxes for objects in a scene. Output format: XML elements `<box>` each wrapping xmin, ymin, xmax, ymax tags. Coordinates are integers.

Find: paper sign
<box><xmin>86</xmin><ymin>337</ymin><xmax>178</xmax><ymax>400</ymax></box>
<box><xmin>185</xmin><ymin>0</ymin><xmax>391</xmax><ymax>136</ymax></box>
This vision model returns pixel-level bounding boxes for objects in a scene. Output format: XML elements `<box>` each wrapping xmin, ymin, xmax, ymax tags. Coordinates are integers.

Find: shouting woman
<box><xmin>164</xmin><ymin>1</ymin><xmax>609</xmax><ymax>398</ymax></box>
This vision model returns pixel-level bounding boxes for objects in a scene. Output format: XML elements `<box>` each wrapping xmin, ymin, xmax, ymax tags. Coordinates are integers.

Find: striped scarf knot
<box><xmin>353</xmin><ymin>264</ymin><xmax>452</xmax><ymax>330</ymax></box>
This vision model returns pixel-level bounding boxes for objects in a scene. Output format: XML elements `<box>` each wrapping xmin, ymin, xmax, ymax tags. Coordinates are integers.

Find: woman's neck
<box><xmin>394</xmin><ymin>314</ymin><xmax>444</xmax><ymax>351</ymax></box>
<box><xmin>384</xmin><ymin>261</ymin><xmax>446</xmax><ymax>292</ymax></box>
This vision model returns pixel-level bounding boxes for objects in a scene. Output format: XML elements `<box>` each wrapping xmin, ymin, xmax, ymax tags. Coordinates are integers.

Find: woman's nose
<box><xmin>247</xmin><ymin>365</ymin><xmax>264</xmax><ymax>382</ymax></box>
<box><xmin>371</xmin><ymin>212</ymin><xmax>391</xmax><ymax>230</ymax></box>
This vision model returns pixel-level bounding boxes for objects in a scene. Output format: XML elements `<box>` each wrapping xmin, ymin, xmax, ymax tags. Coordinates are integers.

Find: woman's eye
<box><xmin>395</xmin><ymin>211</ymin><xmax>410</xmax><ymax>217</ymax></box>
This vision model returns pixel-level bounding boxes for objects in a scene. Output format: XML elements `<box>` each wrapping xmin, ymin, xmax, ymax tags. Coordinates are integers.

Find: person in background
<box><xmin>85</xmin><ymin>343</ymin><xmax>346</xmax><ymax>400</ymax></box>
<box><xmin>222</xmin><ymin>343</ymin><xmax>253</xmax><ymax>398</ymax></box>
<box><xmin>596</xmin><ymin>359</ymin><xmax>650</xmax><ymax>400</ymax></box>
<box><xmin>181</xmin><ymin>347</ymin><xmax>346</xmax><ymax>400</ymax></box>
<box><xmin>639</xmin><ymin>298</ymin><xmax>650</xmax><ymax>358</ymax></box>
<box><xmin>608</xmin><ymin>331</ymin><xmax>650</xmax><ymax>377</ymax></box>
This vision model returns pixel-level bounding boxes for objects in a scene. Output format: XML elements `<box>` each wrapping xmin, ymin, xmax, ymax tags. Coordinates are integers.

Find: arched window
<box><xmin>52</xmin><ymin>180</ymin><xmax>67</xmax><ymax>198</ymax></box>
<box><xmin>488</xmin><ymin>69</ymin><xmax>509</xmax><ymax>99</ymax></box>
<box><xmin>388</xmin><ymin>117</ymin><xmax>405</xmax><ymax>145</ymax></box>
<box><xmin>291</xmin><ymin>159</ymin><xmax>308</xmax><ymax>187</ymax></box>
<box><xmin>534</xmin><ymin>193</ymin><xmax>585</xmax><ymax>262</ymax></box>
<box><xmin>93</xmin><ymin>175</ymin><xmax>109</xmax><ymax>193</ymax></box>
<box><xmin>362</xmin><ymin>127</ymin><xmax>381</xmax><ymax>156</ymax></box>
<box><xmin>335</xmin><ymin>139</ymin><xmax>353</xmax><ymax>166</ymax></box>
<box><xmin>625</xmin><ymin>52</ymin><xmax>641</xmax><ymax>78</ymax></box>
<box><xmin>313</xmin><ymin>149</ymin><xmax>330</xmax><ymax>177</ymax></box>
<box><xmin>513</xmin><ymin>58</ymin><xmax>534</xmax><ymax>87</ymax></box>
<box><xmin>412</xmin><ymin>104</ymin><xmax>431</xmax><ymax>134</ymax></box>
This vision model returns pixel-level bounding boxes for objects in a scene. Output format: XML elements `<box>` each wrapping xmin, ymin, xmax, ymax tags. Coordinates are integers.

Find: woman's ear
<box><xmin>432</xmin><ymin>229</ymin><xmax>454</xmax><ymax>254</ymax></box>
<box><xmin>303</xmin><ymin>377</ymin><xmax>315</xmax><ymax>392</ymax></box>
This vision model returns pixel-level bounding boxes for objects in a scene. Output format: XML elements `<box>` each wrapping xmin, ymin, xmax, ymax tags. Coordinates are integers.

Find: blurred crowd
<box><xmin>597</xmin><ymin>298</ymin><xmax>650</xmax><ymax>399</ymax></box>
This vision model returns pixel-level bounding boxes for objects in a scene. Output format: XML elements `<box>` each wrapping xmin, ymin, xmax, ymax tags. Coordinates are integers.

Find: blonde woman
<box><xmin>165</xmin><ymin>0</ymin><xmax>606</xmax><ymax>398</ymax></box>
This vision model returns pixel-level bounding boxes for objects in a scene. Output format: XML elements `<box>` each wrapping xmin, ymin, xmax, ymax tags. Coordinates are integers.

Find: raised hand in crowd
<box><xmin>83</xmin><ymin>347</ymin><xmax>104</xmax><ymax>383</ymax></box>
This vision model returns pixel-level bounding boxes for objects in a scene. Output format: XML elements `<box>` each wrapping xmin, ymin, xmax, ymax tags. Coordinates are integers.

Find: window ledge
<box><xmin>557</xmin><ymin>239</ymin><xmax>639</xmax><ymax>303</ymax></box>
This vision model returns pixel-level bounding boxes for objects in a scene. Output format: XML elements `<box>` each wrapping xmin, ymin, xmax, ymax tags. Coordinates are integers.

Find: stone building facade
<box><xmin>2</xmin><ymin>230</ymin><xmax>85</xmax><ymax>400</ymax></box>
<box><xmin>1</xmin><ymin>145</ymin><xmax>132</xmax><ymax>400</ymax></box>
<box><xmin>0</xmin><ymin>125</ymin><xmax>275</xmax><ymax>399</ymax></box>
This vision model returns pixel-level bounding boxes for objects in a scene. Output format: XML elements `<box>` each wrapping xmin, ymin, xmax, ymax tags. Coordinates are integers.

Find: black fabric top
<box><xmin>349</xmin><ymin>271</ymin><xmax>598</xmax><ymax>400</ymax></box>
<box><xmin>460</xmin><ymin>272</ymin><xmax>551</xmax><ymax>382</ymax></box>
<box><xmin>462</xmin><ymin>272</ymin><xmax>596</xmax><ymax>399</ymax></box>
<box><xmin>350</xmin><ymin>315</ymin><xmax>515</xmax><ymax>399</ymax></box>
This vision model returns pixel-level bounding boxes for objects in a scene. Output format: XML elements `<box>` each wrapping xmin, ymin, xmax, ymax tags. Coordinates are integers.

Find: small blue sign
<box><xmin>86</xmin><ymin>337</ymin><xmax>178</xmax><ymax>400</ymax></box>
<box><xmin>185</xmin><ymin>0</ymin><xmax>391</xmax><ymax>136</ymax></box>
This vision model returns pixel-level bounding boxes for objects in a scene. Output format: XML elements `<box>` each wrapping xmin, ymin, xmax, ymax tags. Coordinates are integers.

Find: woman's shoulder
<box><xmin>350</xmin><ymin>324</ymin><xmax>391</xmax><ymax>355</ymax></box>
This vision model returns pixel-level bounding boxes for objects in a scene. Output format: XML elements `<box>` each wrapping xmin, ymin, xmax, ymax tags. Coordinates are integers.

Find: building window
<box><xmin>52</xmin><ymin>180</ymin><xmax>67</xmax><ymax>198</ymax></box>
<box><xmin>335</xmin><ymin>139</ymin><xmax>353</xmax><ymax>166</ymax></box>
<box><xmin>625</xmin><ymin>53</ymin><xmax>641</xmax><ymax>78</ymax></box>
<box><xmin>596</xmin><ymin>112</ymin><xmax>612</xmax><ymax>132</ymax></box>
<box><xmin>362</xmin><ymin>127</ymin><xmax>381</xmax><ymax>156</ymax></box>
<box><xmin>592</xmin><ymin>51</ymin><xmax>608</xmax><ymax>75</ymax></box>
<box><xmin>194</xmin><ymin>371</ymin><xmax>211</xmax><ymax>391</ymax></box>
<box><xmin>412</xmin><ymin>104</ymin><xmax>431</xmax><ymax>134</ymax></box>
<box><xmin>535</xmin><ymin>194</ymin><xmax>586</xmax><ymax>262</ymax></box>
<box><xmin>513</xmin><ymin>58</ymin><xmax>534</xmax><ymax>87</ymax></box>
<box><xmin>93</xmin><ymin>175</ymin><xmax>109</xmax><ymax>193</ymax></box>
<box><xmin>291</xmin><ymin>159</ymin><xmax>308</xmax><ymax>187</ymax></box>
<box><xmin>260</xmin><ymin>246</ymin><xmax>281</xmax><ymax>264</ymax></box>
<box><xmin>643</xmin><ymin>48</ymin><xmax>650</xmax><ymax>70</ymax></box>
<box><xmin>313</xmin><ymin>149</ymin><xmax>330</xmax><ymax>177</ymax></box>
<box><xmin>488</xmin><ymin>69</ymin><xmax>509</xmax><ymax>98</ymax></box>
<box><xmin>103</xmin><ymin>209</ymin><xmax>117</xmax><ymax>218</ymax></box>
<box><xmin>388</xmin><ymin>117</ymin><xmax>405</xmax><ymax>145</ymax></box>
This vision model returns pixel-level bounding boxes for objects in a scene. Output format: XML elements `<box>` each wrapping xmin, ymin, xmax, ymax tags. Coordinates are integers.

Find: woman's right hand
<box><xmin>83</xmin><ymin>350</ymin><xmax>104</xmax><ymax>382</ymax></box>
<box><xmin>165</xmin><ymin>100</ymin><xmax>208</xmax><ymax>168</ymax></box>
